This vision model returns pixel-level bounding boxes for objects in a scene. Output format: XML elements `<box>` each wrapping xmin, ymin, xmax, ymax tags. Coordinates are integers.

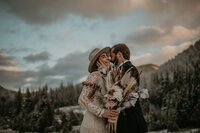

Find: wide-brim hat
<box><xmin>88</xmin><ymin>47</ymin><xmax>110</xmax><ymax>73</ymax></box>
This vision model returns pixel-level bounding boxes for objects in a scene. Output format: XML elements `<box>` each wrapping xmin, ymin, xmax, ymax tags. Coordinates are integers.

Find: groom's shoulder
<box><xmin>125</xmin><ymin>61</ymin><xmax>139</xmax><ymax>77</ymax></box>
<box><xmin>124</xmin><ymin>61</ymin><xmax>140</xmax><ymax>85</ymax></box>
<box><xmin>124</xmin><ymin>61</ymin><xmax>137</xmax><ymax>71</ymax></box>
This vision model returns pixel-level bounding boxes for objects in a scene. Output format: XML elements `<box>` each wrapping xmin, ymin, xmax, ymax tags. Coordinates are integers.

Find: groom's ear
<box><xmin>117</xmin><ymin>51</ymin><xmax>123</xmax><ymax>58</ymax></box>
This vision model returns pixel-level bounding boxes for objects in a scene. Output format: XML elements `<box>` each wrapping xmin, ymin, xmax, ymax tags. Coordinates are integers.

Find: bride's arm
<box><xmin>78</xmin><ymin>72</ymin><xmax>105</xmax><ymax>117</ymax></box>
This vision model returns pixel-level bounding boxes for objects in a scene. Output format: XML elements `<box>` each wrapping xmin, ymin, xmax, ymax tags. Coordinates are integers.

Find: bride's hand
<box><xmin>96</xmin><ymin>60</ymin><xmax>110</xmax><ymax>72</ymax></box>
<box><xmin>102</xmin><ymin>109</ymin><xmax>118</xmax><ymax>120</ymax></box>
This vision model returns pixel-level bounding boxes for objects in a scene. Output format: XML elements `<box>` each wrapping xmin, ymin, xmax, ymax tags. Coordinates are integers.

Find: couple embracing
<box><xmin>78</xmin><ymin>43</ymin><xmax>148</xmax><ymax>133</ymax></box>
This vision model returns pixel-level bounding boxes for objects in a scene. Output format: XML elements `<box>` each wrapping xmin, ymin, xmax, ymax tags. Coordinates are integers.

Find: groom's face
<box><xmin>110</xmin><ymin>48</ymin><xmax>118</xmax><ymax>64</ymax></box>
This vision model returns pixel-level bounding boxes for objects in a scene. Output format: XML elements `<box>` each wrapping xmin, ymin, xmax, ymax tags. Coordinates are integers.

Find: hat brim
<box><xmin>88</xmin><ymin>47</ymin><xmax>110</xmax><ymax>73</ymax></box>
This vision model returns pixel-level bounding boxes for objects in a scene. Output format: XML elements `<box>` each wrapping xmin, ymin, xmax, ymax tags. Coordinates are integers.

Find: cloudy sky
<box><xmin>0</xmin><ymin>0</ymin><xmax>199</xmax><ymax>90</ymax></box>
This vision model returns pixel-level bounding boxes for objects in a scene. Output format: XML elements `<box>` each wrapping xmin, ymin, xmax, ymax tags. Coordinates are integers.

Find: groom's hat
<box><xmin>88</xmin><ymin>47</ymin><xmax>110</xmax><ymax>73</ymax></box>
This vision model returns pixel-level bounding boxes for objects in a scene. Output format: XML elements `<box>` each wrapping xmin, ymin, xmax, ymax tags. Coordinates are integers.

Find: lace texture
<box><xmin>79</xmin><ymin>71</ymin><xmax>104</xmax><ymax>117</ymax></box>
<box><xmin>78</xmin><ymin>71</ymin><xmax>106</xmax><ymax>133</ymax></box>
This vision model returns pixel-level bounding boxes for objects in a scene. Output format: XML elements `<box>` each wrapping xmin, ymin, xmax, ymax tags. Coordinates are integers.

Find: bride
<box><xmin>78</xmin><ymin>47</ymin><xmax>118</xmax><ymax>133</ymax></box>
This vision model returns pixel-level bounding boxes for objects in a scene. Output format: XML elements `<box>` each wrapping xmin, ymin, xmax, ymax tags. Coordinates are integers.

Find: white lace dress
<box><xmin>78</xmin><ymin>71</ymin><xmax>107</xmax><ymax>133</ymax></box>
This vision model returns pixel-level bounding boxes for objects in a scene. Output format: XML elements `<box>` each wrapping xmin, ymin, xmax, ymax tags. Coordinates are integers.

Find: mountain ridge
<box><xmin>137</xmin><ymin>63</ymin><xmax>159</xmax><ymax>76</ymax></box>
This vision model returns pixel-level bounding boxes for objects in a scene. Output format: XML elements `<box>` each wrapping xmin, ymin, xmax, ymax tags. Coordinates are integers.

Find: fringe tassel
<box><xmin>107</xmin><ymin>121</ymin><xmax>117</xmax><ymax>133</ymax></box>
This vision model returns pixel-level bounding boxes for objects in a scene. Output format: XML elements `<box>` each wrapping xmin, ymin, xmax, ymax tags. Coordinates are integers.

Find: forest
<box><xmin>0</xmin><ymin>83</ymin><xmax>82</xmax><ymax>132</ymax></box>
<box><xmin>140</xmin><ymin>40</ymin><xmax>200</xmax><ymax>131</ymax></box>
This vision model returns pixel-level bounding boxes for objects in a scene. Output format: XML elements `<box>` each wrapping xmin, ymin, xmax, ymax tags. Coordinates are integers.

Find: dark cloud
<box><xmin>1</xmin><ymin>0</ymin><xmax>199</xmax><ymax>27</ymax></box>
<box><xmin>144</xmin><ymin>0</ymin><xmax>200</xmax><ymax>29</ymax></box>
<box><xmin>15</xmin><ymin>50</ymin><xmax>90</xmax><ymax>89</ymax></box>
<box><xmin>126</xmin><ymin>26</ymin><xmax>165</xmax><ymax>45</ymax></box>
<box><xmin>0</xmin><ymin>49</ymin><xmax>92</xmax><ymax>89</ymax></box>
<box><xmin>54</xmin><ymin>51</ymin><xmax>89</xmax><ymax>81</ymax></box>
<box><xmin>36</xmin><ymin>50</ymin><xmax>90</xmax><ymax>83</ymax></box>
<box><xmin>0</xmin><ymin>53</ymin><xmax>15</xmax><ymax>66</ymax></box>
<box><xmin>0</xmin><ymin>70</ymin><xmax>35</xmax><ymax>90</ymax></box>
<box><xmin>126</xmin><ymin>25</ymin><xmax>200</xmax><ymax>47</ymax></box>
<box><xmin>1</xmin><ymin>0</ymin><xmax>199</xmax><ymax>30</ymax></box>
<box><xmin>1</xmin><ymin>0</ymin><xmax>142</xmax><ymax>25</ymax></box>
<box><xmin>7</xmin><ymin>29</ymin><xmax>17</xmax><ymax>34</ymax></box>
<box><xmin>89</xmin><ymin>22</ymin><xmax>99</xmax><ymax>31</ymax></box>
<box><xmin>124</xmin><ymin>0</ymin><xmax>200</xmax><ymax>46</ymax></box>
<box><xmin>23</xmin><ymin>51</ymin><xmax>50</xmax><ymax>63</ymax></box>
<box><xmin>39</xmin><ymin>34</ymin><xmax>49</xmax><ymax>40</ymax></box>
<box><xmin>110</xmin><ymin>33</ymin><xmax>117</xmax><ymax>42</ymax></box>
<box><xmin>0</xmin><ymin>53</ymin><xmax>36</xmax><ymax>90</ymax></box>
<box><xmin>0</xmin><ymin>47</ymin><xmax>33</xmax><ymax>54</ymax></box>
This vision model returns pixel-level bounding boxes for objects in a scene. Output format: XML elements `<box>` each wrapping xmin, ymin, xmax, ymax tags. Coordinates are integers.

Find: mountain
<box><xmin>0</xmin><ymin>85</ymin><xmax>16</xmax><ymax>100</ymax></box>
<box><xmin>137</xmin><ymin>64</ymin><xmax>159</xmax><ymax>76</ymax></box>
<box><xmin>141</xmin><ymin>40</ymin><xmax>200</xmax><ymax>131</ymax></box>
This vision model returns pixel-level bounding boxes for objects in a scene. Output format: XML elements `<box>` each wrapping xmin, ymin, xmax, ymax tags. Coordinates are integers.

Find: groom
<box><xmin>110</xmin><ymin>43</ymin><xmax>147</xmax><ymax>133</ymax></box>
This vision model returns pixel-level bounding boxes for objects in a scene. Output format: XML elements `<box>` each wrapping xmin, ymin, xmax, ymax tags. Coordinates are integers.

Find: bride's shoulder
<box><xmin>86</xmin><ymin>71</ymin><xmax>101</xmax><ymax>82</ymax></box>
<box><xmin>82</xmin><ymin>71</ymin><xmax>101</xmax><ymax>88</ymax></box>
<box><xmin>90</xmin><ymin>71</ymin><xmax>101</xmax><ymax>76</ymax></box>
<box><xmin>89</xmin><ymin>71</ymin><xmax>101</xmax><ymax>78</ymax></box>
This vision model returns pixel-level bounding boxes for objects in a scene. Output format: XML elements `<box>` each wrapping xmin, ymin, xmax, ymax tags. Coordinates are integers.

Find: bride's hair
<box><xmin>91</xmin><ymin>56</ymin><xmax>100</xmax><ymax>73</ymax></box>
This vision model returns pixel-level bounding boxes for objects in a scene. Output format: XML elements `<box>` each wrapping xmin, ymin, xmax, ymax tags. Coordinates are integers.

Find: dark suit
<box><xmin>117</xmin><ymin>61</ymin><xmax>147</xmax><ymax>133</ymax></box>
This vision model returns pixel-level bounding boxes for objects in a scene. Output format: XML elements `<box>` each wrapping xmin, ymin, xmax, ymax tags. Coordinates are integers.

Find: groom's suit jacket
<box><xmin>117</xmin><ymin>61</ymin><xmax>147</xmax><ymax>133</ymax></box>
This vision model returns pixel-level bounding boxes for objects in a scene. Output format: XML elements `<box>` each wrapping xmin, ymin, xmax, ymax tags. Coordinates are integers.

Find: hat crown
<box><xmin>88</xmin><ymin>47</ymin><xmax>110</xmax><ymax>73</ymax></box>
<box><xmin>89</xmin><ymin>48</ymin><xmax>101</xmax><ymax>61</ymax></box>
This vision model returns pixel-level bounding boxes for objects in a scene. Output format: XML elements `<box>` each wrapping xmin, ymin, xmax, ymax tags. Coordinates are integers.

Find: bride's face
<box><xmin>98</xmin><ymin>53</ymin><xmax>110</xmax><ymax>66</ymax></box>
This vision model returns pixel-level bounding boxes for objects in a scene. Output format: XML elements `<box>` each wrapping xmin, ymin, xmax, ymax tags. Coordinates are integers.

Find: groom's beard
<box><xmin>112</xmin><ymin>55</ymin><xmax>118</xmax><ymax>66</ymax></box>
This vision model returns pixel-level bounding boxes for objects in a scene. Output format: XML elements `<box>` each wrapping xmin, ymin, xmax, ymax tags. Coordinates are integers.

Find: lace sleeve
<box><xmin>78</xmin><ymin>72</ymin><xmax>104</xmax><ymax>117</ymax></box>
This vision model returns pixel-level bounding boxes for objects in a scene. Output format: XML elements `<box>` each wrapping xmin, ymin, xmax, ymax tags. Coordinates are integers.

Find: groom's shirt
<box><xmin>118</xmin><ymin>60</ymin><xmax>129</xmax><ymax>68</ymax></box>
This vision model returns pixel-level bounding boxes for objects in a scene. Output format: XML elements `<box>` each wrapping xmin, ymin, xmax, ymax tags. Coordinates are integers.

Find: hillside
<box><xmin>0</xmin><ymin>85</ymin><xmax>16</xmax><ymax>100</ymax></box>
<box><xmin>137</xmin><ymin>64</ymin><xmax>159</xmax><ymax>76</ymax></box>
<box><xmin>141</xmin><ymin>40</ymin><xmax>200</xmax><ymax>131</ymax></box>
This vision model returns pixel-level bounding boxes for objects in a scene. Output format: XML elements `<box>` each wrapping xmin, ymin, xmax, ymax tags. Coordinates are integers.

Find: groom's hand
<box><xmin>102</xmin><ymin>109</ymin><xmax>119</xmax><ymax>120</ymax></box>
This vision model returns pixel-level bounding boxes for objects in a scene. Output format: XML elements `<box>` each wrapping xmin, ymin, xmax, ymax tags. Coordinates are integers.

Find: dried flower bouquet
<box><xmin>104</xmin><ymin>66</ymin><xmax>149</xmax><ymax>133</ymax></box>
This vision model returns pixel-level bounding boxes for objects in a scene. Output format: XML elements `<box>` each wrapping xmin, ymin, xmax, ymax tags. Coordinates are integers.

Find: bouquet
<box><xmin>104</xmin><ymin>66</ymin><xmax>149</xmax><ymax>133</ymax></box>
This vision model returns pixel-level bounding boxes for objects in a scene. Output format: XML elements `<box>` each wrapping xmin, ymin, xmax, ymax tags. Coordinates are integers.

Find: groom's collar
<box><xmin>118</xmin><ymin>60</ymin><xmax>129</xmax><ymax>68</ymax></box>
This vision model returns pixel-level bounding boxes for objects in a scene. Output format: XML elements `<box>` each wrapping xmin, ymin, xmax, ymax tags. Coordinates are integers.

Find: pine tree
<box><xmin>13</xmin><ymin>88</ymin><xmax>23</xmax><ymax>116</ymax></box>
<box><xmin>36</xmin><ymin>98</ymin><xmax>54</xmax><ymax>132</ymax></box>
<box><xmin>24</xmin><ymin>88</ymin><xmax>34</xmax><ymax>113</ymax></box>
